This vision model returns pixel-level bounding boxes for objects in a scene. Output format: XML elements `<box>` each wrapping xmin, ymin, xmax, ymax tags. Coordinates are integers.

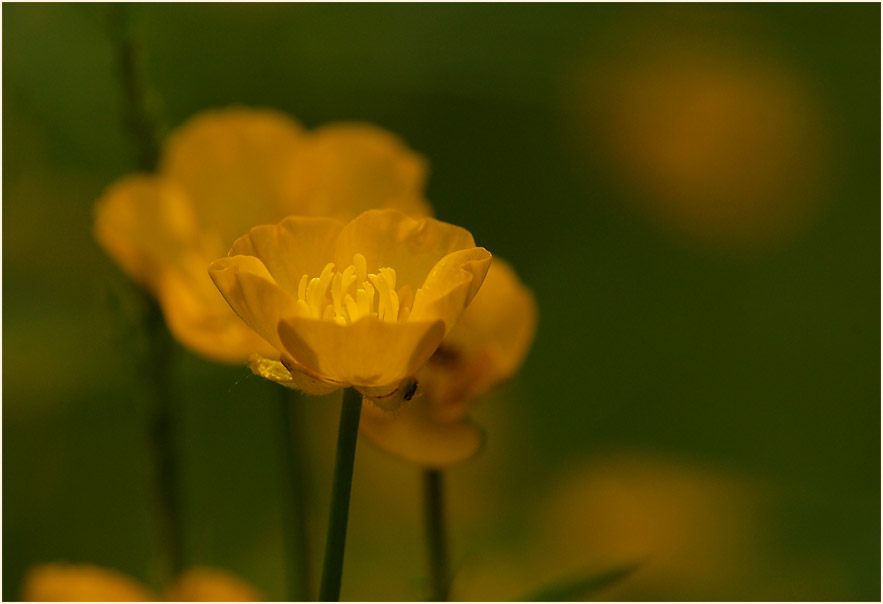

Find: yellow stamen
<box><xmin>379</xmin><ymin>267</ymin><xmax>396</xmax><ymax>291</ymax></box>
<box><xmin>354</xmin><ymin>253</ymin><xmax>367</xmax><ymax>283</ymax></box>
<box><xmin>357</xmin><ymin>281</ymin><xmax>375</xmax><ymax>318</ymax></box>
<box><xmin>344</xmin><ymin>293</ymin><xmax>360</xmax><ymax>322</ymax></box>
<box><xmin>305</xmin><ymin>277</ymin><xmax>321</xmax><ymax>317</ymax></box>
<box><xmin>294</xmin><ymin>256</ymin><xmax>409</xmax><ymax>324</ymax></box>
<box><xmin>297</xmin><ymin>274</ymin><xmax>308</xmax><ymax>302</ymax></box>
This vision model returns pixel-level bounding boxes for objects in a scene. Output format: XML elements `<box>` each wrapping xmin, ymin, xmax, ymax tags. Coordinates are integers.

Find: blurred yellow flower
<box><xmin>165</xmin><ymin>567</ymin><xmax>263</xmax><ymax>602</ymax></box>
<box><xmin>456</xmin><ymin>453</ymin><xmax>766</xmax><ymax>601</ymax></box>
<box><xmin>359</xmin><ymin>258</ymin><xmax>537</xmax><ymax>466</ymax></box>
<box><xmin>569</xmin><ymin>24</ymin><xmax>830</xmax><ymax>252</ymax></box>
<box><xmin>21</xmin><ymin>563</ymin><xmax>262</xmax><ymax>602</ymax></box>
<box><xmin>209</xmin><ymin>209</ymin><xmax>491</xmax><ymax>404</ymax></box>
<box><xmin>94</xmin><ymin>107</ymin><xmax>431</xmax><ymax>363</ymax></box>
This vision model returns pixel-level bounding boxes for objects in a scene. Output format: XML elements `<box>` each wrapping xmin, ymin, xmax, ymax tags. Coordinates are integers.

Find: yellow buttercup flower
<box><xmin>209</xmin><ymin>209</ymin><xmax>491</xmax><ymax>405</ymax></box>
<box><xmin>21</xmin><ymin>564</ymin><xmax>152</xmax><ymax>602</ymax></box>
<box><xmin>21</xmin><ymin>564</ymin><xmax>262</xmax><ymax>602</ymax></box>
<box><xmin>165</xmin><ymin>567</ymin><xmax>263</xmax><ymax>602</ymax></box>
<box><xmin>360</xmin><ymin>258</ymin><xmax>537</xmax><ymax>466</ymax></box>
<box><xmin>94</xmin><ymin>107</ymin><xmax>431</xmax><ymax>363</ymax></box>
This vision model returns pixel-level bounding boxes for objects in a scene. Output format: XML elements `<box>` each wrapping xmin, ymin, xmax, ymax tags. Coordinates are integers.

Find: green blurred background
<box><xmin>3</xmin><ymin>3</ymin><xmax>879</xmax><ymax>601</ymax></box>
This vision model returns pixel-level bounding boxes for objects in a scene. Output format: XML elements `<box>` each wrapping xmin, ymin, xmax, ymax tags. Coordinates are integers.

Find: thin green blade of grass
<box><xmin>521</xmin><ymin>561</ymin><xmax>642</xmax><ymax>602</ymax></box>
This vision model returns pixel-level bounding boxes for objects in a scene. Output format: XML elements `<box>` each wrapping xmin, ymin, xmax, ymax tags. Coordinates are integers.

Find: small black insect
<box><xmin>403</xmin><ymin>379</ymin><xmax>419</xmax><ymax>401</ymax></box>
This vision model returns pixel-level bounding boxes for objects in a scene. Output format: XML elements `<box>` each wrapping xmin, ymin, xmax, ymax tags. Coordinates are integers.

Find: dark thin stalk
<box><xmin>109</xmin><ymin>4</ymin><xmax>160</xmax><ymax>171</ymax></box>
<box><xmin>108</xmin><ymin>3</ymin><xmax>182</xmax><ymax>584</ymax></box>
<box><xmin>279</xmin><ymin>388</ymin><xmax>313</xmax><ymax>601</ymax></box>
<box><xmin>319</xmin><ymin>389</ymin><xmax>363</xmax><ymax>602</ymax></box>
<box><xmin>143</xmin><ymin>299</ymin><xmax>185</xmax><ymax>582</ymax></box>
<box><xmin>424</xmin><ymin>469</ymin><xmax>450</xmax><ymax>602</ymax></box>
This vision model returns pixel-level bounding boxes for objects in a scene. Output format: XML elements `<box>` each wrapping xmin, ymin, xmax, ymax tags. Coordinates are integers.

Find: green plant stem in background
<box><xmin>279</xmin><ymin>389</ymin><xmax>313</xmax><ymax>601</ymax></box>
<box><xmin>109</xmin><ymin>4</ymin><xmax>183</xmax><ymax>584</ymax></box>
<box><xmin>424</xmin><ymin>469</ymin><xmax>450</xmax><ymax>602</ymax></box>
<box><xmin>319</xmin><ymin>389</ymin><xmax>363</xmax><ymax>602</ymax></box>
<box><xmin>110</xmin><ymin>4</ymin><xmax>160</xmax><ymax>170</ymax></box>
<box><xmin>142</xmin><ymin>300</ymin><xmax>185</xmax><ymax>582</ymax></box>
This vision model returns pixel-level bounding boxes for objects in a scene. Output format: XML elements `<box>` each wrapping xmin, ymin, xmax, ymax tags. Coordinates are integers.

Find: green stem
<box><xmin>279</xmin><ymin>389</ymin><xmax>313</xmax><ymax>601</ymax></box>
<box><xmin>144</xmin><ymin>300</ymin><xmax>185</xmax><ymax>582</ymax></box>
<box><xmin>109</xmin><ymin>4</ymin><xmax>182</xmax><ymax>584</ymax></box>
<box><xmin>109</xmin><ymin>4</ymin><xmax>160</xmax><ymax>171</ymax></box>
<box><xmin>319</xmin><ymin>389</ymin><xmax>363</xmax><ymax>602</ymax></box>
<box><xmin>424</xmin><ymin>469</ymin><xmax>450</xmax><ymax>602</ymax></box>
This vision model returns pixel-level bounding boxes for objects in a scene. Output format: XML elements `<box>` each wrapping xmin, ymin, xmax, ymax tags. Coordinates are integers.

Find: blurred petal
<box><xmin>165</xmin><ymin>567</ymin><xmax>263</xmax><ymax>602</ymax></box>
<box><xmin>278</xmin><ymin>315</ymin><xmax>445</xmax><ymax>387</ymax></box>
<box><xmin>360</xmin><ymin>400</ymin><xmax>484</xmax><ymax>467</ymax></box>
<box><xmin>209</xmin><ymin>255</ymin><xmax>301</xmax><ymax>351</ymax></box>
<box><xmin>289</xmin><ymin>122</ymin><xmax>432</xmax><ymax>220</ymax></box>
<box><xmin>160</xmin><ymin>107</ymin><xmax>306</xmax><ymax>243</ymax></box>
<box><xmin>21</xmin><ymin>564</ymin><xmax>153</xmax><ymax>602</ymax></box>
<box><xmin>93</xmin><ymin>175</ymin><xmax>200</xmax><ymax>291</ymax></box>
<box><xmin>334</xmin><ymin>209</ymin><xmax>478</xmax><ymax>291</ymax></box>
<box><xmin>230</xmin><ymin>216</ymin><xmax>343</xmax><ymax>295</ymax></box>
<box><xmin>410</xmin><ymin>246</ymin><xmax>493</xmax><ymax>334</ymax></box>
<box><xmin>421</xmin><ymin>257</ymin><xmax>538</xmax><ymax>418</ymax></box>
<box><xmin>158</xmin><ymin>257</ymin><xmax>279</xmax><ymax>363</ymax></box>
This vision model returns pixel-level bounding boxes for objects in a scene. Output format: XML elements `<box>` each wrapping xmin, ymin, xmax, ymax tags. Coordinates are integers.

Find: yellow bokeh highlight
<box><xmin>569</xmin><ymin>21</ymin><xmax>832</xmax><ymax>252</ymax></box>
<box><xmin>21</xmin><ymin>564</ymin><xmax>263</xmax><ymax>602</ymax></box>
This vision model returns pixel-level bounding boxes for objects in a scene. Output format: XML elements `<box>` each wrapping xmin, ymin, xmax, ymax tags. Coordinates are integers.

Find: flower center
<box><xmin>295</xmin><ymin>253</ymin><xmax>412</xmax><ymax>325</ymax></box>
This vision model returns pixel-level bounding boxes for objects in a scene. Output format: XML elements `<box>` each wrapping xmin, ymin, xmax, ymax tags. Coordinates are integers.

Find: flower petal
<box><xmin>93</xmin><ymin>175</ymin><xmax>200</xmax><ymax>291</ymax></box>
<box><xmin>209</xmin><ymin>255</ymin><xmax>302</xmax><ymax>351</ymax></box>
<box><xmin>420</xmin><ymin>257</ymin><xmax>538</xmax><ymax>416</ymax></box>
<box><xmin>359</xmin><ymin>401</ymin><xmax>485</xmax><ymax>467</ymax></box>
<box><xmin>165</xmin><ymin>567</ymin><xmax>263</xmax><ymax>602</ymax></box>
<box><xmin>447</xmin><ymin>257</ymin><xmax>538</xmax><ymax>383</ymax></box>
<box><xmin>21</xmin><ymin>564</ymin><xmax>154</xmax><ymax>602</ymax></box>
<box><xmin>278</xmin><ymin>315</ymin><xmax>446</xmax><ymax>388</ymax></box>
<box><xmin>229</xmin><ymin>215</ymin><xmax>343</xmax><ymax>296</ymax></box>
<box><xmin>289</xmin><ymin>123</ymin><xmax>432</xmax><ymax>220</ymax></box>
<box><xmin>409</xmin><ymin>247</ymin><xmax>493</xmax><ymax>334</ymax></box>
<box><xmin>248</xmin><ymin>354</ymin><xmax>342</xmax><ymax>396</ymax></box>
<box><xmin>160</xmin><ymin>107</ymin><xmax>306</xmax><ymax>244</ymax></box>
<box><xmin>334</xmin><ymin>210</ymin><xmax>479</xmax><ymax>291</ymax></box>
<box><xmin>158</xmin><ymin>257</ymin><xmax>279</xmax><ymax>364</ymax></box>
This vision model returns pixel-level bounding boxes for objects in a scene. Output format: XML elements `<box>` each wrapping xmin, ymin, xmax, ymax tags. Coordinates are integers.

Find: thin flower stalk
<box><xmin>319</xmin><ymin>388</ymin><xmax>363</xmax><ymax>601</ymax></box>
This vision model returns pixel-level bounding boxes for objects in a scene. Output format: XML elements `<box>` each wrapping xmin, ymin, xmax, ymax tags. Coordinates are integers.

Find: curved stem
<box><xmin>424</xmin><ymin>469</ymin><xmax>450</xmax><ymax>602</ymax></box>
<box><xmin>279</xmin><ymin>389</ymin><xmax>313</xmax><ymax>601</ymax></box>
<box><xmin>319</xmin><ymin>389</ymin><xmax>363</xmax><ymax>602</ymax></box>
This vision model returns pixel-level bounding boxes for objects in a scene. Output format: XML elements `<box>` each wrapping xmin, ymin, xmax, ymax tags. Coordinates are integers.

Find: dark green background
<box><xmin>4</xmin><ymin>3</ymin><xmax>879</xmax><ymax>601</ymax></box>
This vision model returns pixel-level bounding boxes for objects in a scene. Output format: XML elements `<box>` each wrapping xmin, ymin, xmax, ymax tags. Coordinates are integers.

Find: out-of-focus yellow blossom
<box><xmin>21</xmin><ymin>564</ymin><xmax>153</xmax><ymax>602</ymax></box>
<box><xmin>209</xmin><ymin>209</ymin><xmax>491</xmax><ymax>405</ymax></box>
<box><xmin>94</xmin><ymin>107</ymin><xmax>431</xmax><ymax>363</ymax></box>
<box><xmin>456</xmin><ymin>453</ymin><xmax>766</xmax><ymax>601</ymax></box>
<box><xmin>569</xmin><ymin>23</ymin><xmax>830</xmax><ymax>252</ymax></box>
<box><xmin>165</xmin><ymin>567</ymin><xmax>263</xmax><ymax>602</ymax></box>
<box><xmin>359</xmin><ymin>258</ymin><xmax>537</xmax><ymax>466</ymax></box>
<box><xmin>21</xmin><ymin>563</ymin><xmax>262</xmax><ymax>602</ymax></box>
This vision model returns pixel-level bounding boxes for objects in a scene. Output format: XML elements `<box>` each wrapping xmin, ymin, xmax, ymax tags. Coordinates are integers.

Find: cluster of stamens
<box><xmin>295</xmin><ymin>253</ymin><xmax>411</xmax><ymax>325</ymax></box>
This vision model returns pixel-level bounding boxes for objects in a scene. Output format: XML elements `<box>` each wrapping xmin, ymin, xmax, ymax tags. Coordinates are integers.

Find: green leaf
<box><xmin>521</xmin><ymin>561</ymin><xmax>642</xmax><ymax>602</ymax></box>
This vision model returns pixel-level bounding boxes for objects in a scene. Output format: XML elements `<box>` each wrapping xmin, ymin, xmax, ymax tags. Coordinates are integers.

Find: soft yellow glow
<box><xmin>21</xmin><ymin>564</ymin><xmax>263</xmax><ymax>602</ymax></box>
<box><xmin>94</xmin><ymin>107</ymin><xmax>433</xmax><ymax>364</ymax></box>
